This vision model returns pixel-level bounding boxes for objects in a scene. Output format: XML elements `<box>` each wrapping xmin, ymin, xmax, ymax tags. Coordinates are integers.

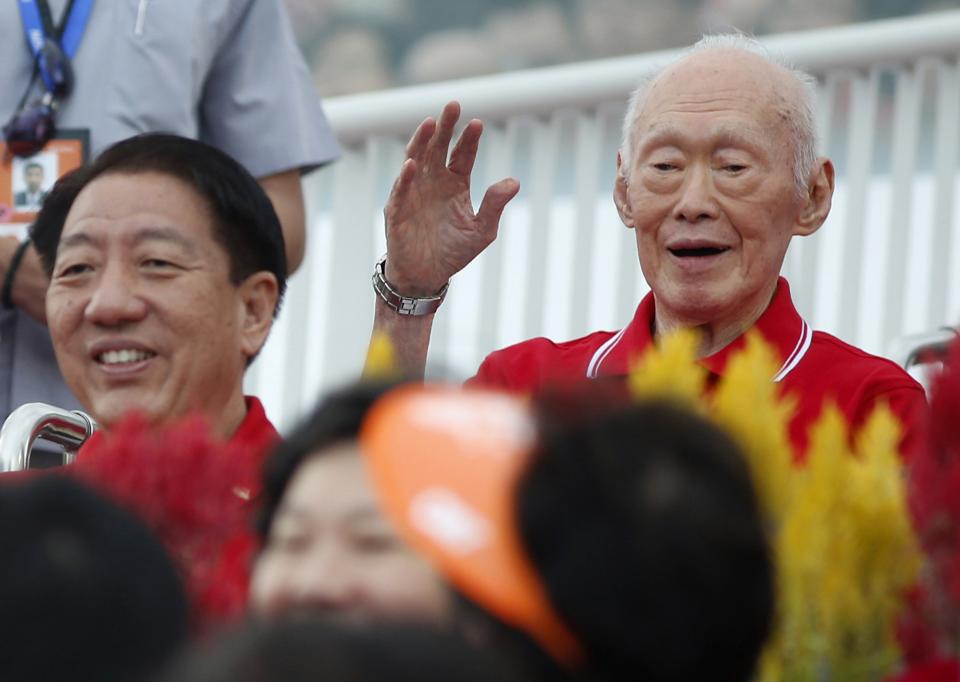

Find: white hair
<box><xmin>619</xmin><ymin>33</ymin><xmax>819</xmax><ymax>197</ymax></box>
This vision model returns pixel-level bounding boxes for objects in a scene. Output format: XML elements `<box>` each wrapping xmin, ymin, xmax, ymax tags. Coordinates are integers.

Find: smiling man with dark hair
<box><xmin>30</xmin><ymin>133</ymin><xmax>284</xmax><ymax>445</ymax></box>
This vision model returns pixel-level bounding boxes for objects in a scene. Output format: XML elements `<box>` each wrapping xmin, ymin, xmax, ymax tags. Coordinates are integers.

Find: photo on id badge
<box><xmin>0</xmin><ymin>129</ymin><xmax>88</xmax><ymax>232</ymax></box>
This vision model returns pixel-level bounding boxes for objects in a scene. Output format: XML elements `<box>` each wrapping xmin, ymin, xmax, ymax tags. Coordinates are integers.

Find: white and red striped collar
<box><xmin>771</xmin><ymin>318</ymin><xmax>812</xmax><ymax>383</ymax></box>
<box><xmin>586</xmin><ymin>277</ymin><xmax>812</xmax><ymax>382</ymax></box>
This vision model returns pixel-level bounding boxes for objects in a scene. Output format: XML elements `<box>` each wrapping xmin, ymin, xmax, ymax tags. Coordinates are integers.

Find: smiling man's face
<box><xmin>45</xmin><ymin>171</ymin><xmax>255</xmax><ymax>433</ymax></box>
<box><xmin>615</xmin><ymin>49</ymin><xmax>821</xmax><ymax>330</ymax></box>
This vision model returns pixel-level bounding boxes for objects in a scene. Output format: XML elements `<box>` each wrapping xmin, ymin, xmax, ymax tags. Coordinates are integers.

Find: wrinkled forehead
<box><xmin>635</xmin><ymin>50</ymin><xmax>798</xmax><ymax>141</ymax></box>
<box><xmin>60</xmin><ymin>171</ymin><xmax>218</xmax><ymax>246</ymax></box>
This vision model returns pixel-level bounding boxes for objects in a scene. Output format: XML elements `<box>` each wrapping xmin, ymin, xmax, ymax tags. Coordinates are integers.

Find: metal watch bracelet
<box><xmin>372</xmin><ymin>255</ymin><xmax>448</xmax><ymax>316</ymax></box>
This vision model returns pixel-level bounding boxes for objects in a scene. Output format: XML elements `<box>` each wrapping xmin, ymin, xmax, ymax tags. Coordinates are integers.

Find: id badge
<box><xmin>0</xmin><ymin>128</ymin><xmax>90</xmax><ymax>236</ymax></box>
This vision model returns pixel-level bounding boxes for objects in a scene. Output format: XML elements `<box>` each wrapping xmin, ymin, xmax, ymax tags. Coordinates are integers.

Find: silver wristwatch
<box><xmin>372</xmin><ymin>254</ymin><xmax>449</xmax><ymax>316</ymax></box>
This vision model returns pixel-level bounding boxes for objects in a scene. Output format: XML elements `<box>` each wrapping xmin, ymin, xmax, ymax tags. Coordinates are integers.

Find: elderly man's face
<box><xmin>46</xmin><ymin>171</ymin><xmax>270</xmax><ymax>433</ymax></box>
<box><xmin>250</xmin><ymin>442</ymin><xmax>453</xmax><ymax>623</ymax></box>
<box><xmin>615</xmin><ymin>51</ymin><xmax>825</xmax><ymax>328</ymax></box>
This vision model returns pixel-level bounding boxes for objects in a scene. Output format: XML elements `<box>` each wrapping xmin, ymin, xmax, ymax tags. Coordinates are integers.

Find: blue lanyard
<box><xmin>17</xmin><ymin>0</ymin><xmax>95</xmax><ymax>92</ymax></box>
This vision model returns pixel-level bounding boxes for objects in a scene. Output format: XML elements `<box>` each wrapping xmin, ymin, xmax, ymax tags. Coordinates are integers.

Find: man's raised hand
<box><xmin>383</xmin><ymin>101</ymin><xmax>519</xmax><ymax>297</ymax></box>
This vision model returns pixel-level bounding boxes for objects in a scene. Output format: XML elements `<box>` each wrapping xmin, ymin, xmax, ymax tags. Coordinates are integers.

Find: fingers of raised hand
<box><xmin>405</xmin><ymin>117</ymin><xmax>437</xmax><ymax>163</ymax></box>
<box><xmin>426</xmin><ymin>101</ymin><xmax>462</xmax><ymax>168</ymax></box>
<box><xmin>388</xmin><ymin>158</ymin><xmax>418</xmax><ymax>207</ymax></box>
<box><xmin>447</xmin><ymin>119</ymin><xmax>483</xmax><ymax>178</ymax></box>
<box><xmin>477</xmin><ymin>178</ymin><xmax>520</xmax><ymax>235</ymax></box>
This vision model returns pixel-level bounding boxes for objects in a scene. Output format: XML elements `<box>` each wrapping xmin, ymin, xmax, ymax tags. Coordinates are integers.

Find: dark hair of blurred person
<box><xmin>361</xmin><ymin>383</ymin><xmax>773</xmax><ymax>682</ymax></box>
<box><xmin>161</xmin><ymin>618</ymin><xmax>526</xmax><ymax>682</ymax></box>
<box><xmin>519</xmin><ymin>390</ymin><xmax>775</xmax><ymax>682</ymax></box>
<box><xmin>0</xmin><ymin>475</ymin><xmax>189</xmax><ymax>682</ymax></box>
<box><xmin>31</xmin><ymin>132</ymin><xmax>287</xmax><ymax>313</ymax></box>
<box><xmin>249</xmin><ymin>380</ymin><xmax>452</xmax><ymax>623</ymax></box>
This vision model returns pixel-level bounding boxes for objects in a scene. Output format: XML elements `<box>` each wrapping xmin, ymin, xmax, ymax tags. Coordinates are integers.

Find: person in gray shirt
<box><xmin>0</xmin><ymin>0</ymin><xmax>340</xmax><ymax>424</ymax></box>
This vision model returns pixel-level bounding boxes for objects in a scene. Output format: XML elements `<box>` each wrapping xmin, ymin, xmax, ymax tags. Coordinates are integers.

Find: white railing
<box><xmin>246</xmin><ymin>11</ymin><xmax>960</xmax><ymax>431</ymax></box>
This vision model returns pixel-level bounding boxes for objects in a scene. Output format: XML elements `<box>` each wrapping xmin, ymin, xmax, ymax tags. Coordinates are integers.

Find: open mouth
<box><xmin>96</xmin><ymin>349</ymin><xmax>157</xmax><ymax>366</ymax></box>
<box><xmin>668</xmin><ymin>246</ymin><xmax>730</xmax><ymax>258</ymax></box>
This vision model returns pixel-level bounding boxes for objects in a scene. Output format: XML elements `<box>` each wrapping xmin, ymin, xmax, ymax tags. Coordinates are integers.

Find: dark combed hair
<box><xmin>518</xmin><ymin>390</ymin><xmax>774</xmax><ymax>682</ymax></box>
<box><xmin>0</xmin><ymin>475</ymin><xmax>189</xmax><ymax>682</ymax></box>
<box><xmin>30</xmin><ymin>133</ymin><xmax>287</xmax><ymax>316</ymax></box>
<box><xmin>161</xmin><ymin>618</ymin><xmax>529</xmax><ymax>682</ymax></box>
<box><xmin>255</xmin><ymin>380</ymin><xmax>404</xmax><ymax>539</ymax></box>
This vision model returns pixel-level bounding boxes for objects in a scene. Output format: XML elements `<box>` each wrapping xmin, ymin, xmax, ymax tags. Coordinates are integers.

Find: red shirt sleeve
<box><xmin>853</xmin><ymin>384</ymin><xmax>928</xmax><ymax>464</ymax></box>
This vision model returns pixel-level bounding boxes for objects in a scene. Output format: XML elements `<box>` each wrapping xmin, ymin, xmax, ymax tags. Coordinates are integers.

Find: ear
<box><xmin>237</xmin><ymin>271</ymin><xmax>279</xmax><ymax>360</ymax></box>
<box><xmin>613</xmin><ymin>152</ymin><xmax>635</xmax><ymax>229</ymax></box>
<box><xmin>794</xmin><ymin>157</ymin><xmax>834</xmax><ymax>237</ymax></box>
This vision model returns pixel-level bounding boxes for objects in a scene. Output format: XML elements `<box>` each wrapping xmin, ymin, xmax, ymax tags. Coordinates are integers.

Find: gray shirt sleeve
<box><xmin>2</xmin><ymin>0</ymin><xmax>342</xmax><ymax>172</ymax></box>
<box><xmin>198</xmin><ymin>0</ymin><xmax>341</xmax><ymax>179</ymax></box>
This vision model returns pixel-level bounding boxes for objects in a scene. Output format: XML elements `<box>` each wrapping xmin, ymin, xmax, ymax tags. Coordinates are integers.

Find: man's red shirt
<box><xmin>471</xmin><ymin>278</ymin><xmax>926</xmax><ymax>461</ymax></box>
<box><xmin>222</xmin><ymin>396</ymin><xmax>280</xmax><ymax>469</ymax></box>
<box><xmin>77</xmin><ymin>395</ymin><xmax>278</xmax><ymax>469</ymax></box>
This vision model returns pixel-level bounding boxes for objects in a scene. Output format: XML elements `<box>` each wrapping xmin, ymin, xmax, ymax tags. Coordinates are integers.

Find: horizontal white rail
<box><xmin>325</xmin><ymin>11</ymin><xmax>960</xmax><ymax>144</ymax></box>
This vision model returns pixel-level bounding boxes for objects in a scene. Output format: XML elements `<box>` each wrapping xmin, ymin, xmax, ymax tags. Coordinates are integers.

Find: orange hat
<box><xmin>360</xmin><ymin>384</ymin><xmax>583</xmax><ymax>669</ymax></box>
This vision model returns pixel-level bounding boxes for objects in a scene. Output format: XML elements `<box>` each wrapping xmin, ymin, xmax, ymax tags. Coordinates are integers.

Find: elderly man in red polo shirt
<box><xmin>369</xmin><ymin>35</ymin><xmax>926</xmax><ymax>459</ymax></box>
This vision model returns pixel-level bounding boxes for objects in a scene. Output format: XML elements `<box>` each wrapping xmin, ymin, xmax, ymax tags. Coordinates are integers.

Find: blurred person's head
<box><xmin>24</xmin><ymin>161</ymin><xmax>44</xmax><ymax>193</ymax></box>
<box><xmin>614</xmin><ymin>34</ymin><xmax>833</xmax><ymax>352</ymax></box>
<box><xmin>30</xmin><ymin>133</ymin><xmax>286</xmax><ymax>437</ymax></box>
<box><xmin>161</xmin><ymin>618</ymin><xmax>526</xmax><ymax>682</ymax></box>
<box><xmin>520</xmin><ymin>390</ymin><xmax>774</xmax><ymax>681</ymax></box>
<box><xmin>0</xmin><ymin>475</ymin><xmax>189</xmax><ymax>682</ymax></box>
<box><xmin>250</xmin><ymin>381</ymin><xmax>452</xmax><ymax>624</ymax></box>
<box><xmin>361</xmin><ymin>384</ymin><xmax>773</xmax><ymax>681</ymax></box>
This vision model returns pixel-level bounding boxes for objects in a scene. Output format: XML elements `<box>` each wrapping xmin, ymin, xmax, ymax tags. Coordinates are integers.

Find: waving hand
<box><xmin>383</xmin><ymin>101</ymin><xmax>520</xmax><ymax>296</ymax></box>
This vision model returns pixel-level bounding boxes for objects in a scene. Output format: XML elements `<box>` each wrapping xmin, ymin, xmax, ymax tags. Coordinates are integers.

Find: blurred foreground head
<box><xmin>250</xmin><ymin>381</ymin><xmax>452</xmax><ymax>623</ymax></box>
<box><xmin>361</xmin><ymin>384</ymin><xmax>773</xmax><ymax>681</ymax></box>
<box><xmin>163</xmin><ymin>618</ymin><xmax>525</xmax><ymax>682</ymax></box>
<box><xmin>523</xmin><ymin>389</ymin><xmax>774</xmax><ymax>681</ymax></box>
<box><xmin>0</xmin><ymin>475</ymin><xmax>189</xmax><ymax>682</ymax></box>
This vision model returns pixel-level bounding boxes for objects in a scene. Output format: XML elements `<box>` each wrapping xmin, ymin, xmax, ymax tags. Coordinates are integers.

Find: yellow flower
<box><xmin>711</xmin><ymin>332</ymin><xmax>796</xmax><ymax>524</ymax></box>
<box><xmin>764</xmin><ymin>403</ymin><xmax>920</xmax><ymax>681</ymax></box>
<box><xmin>627</xmin><ymin>331</ymin><xmax>923</xmax><ymax>681</ymax></box>
<box><xmin>363</xmin><ymin>331</ymin><xmax>401</xmax><ymax>379</ymax></box>
<box><xmin>627</xmin><ymin>327</ymin><xmax>706</xmax><ymax>408</ymax></box>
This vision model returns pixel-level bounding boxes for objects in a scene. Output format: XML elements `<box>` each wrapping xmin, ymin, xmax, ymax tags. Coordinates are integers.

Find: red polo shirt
<box><xmin>471</xmin><ymin>278</ymin><xmax>926</xmax><ymax>461</ymax></box>
<box><xmin>225</xmin><ymin>396</ymin><xmax>280</xmax><ymax>468</ymax></box>
<box><xmin>76</xmin><ymin>396</ymin><xmax>278</xmax><ymax>466</ymax></box>
<box><xmin>221</xmin><ymin>396</ymin><xmax>280</xmax><ymax>498</ymax></box>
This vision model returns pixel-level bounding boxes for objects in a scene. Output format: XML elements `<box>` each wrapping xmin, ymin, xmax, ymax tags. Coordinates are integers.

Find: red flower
<box><xmin>887</xmin><ymin>658</ymin><xmax>960</xmax><ymax>682</ymax></box>
<box><xmin>902</xmin><ymin>337</ymin><xmax>960</xmax><ymax>664</ymax></box>
<box><xmin>71</xmin><ymin>413</ymin><xmax>263</xmax><ymax>630</ymax></box>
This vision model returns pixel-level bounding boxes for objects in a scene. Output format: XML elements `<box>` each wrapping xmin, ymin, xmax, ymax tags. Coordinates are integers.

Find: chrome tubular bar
<box><xmin>0</xmin><ymin>403</ymin><xmax>98</xmax><ymax>473</ymax></box>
